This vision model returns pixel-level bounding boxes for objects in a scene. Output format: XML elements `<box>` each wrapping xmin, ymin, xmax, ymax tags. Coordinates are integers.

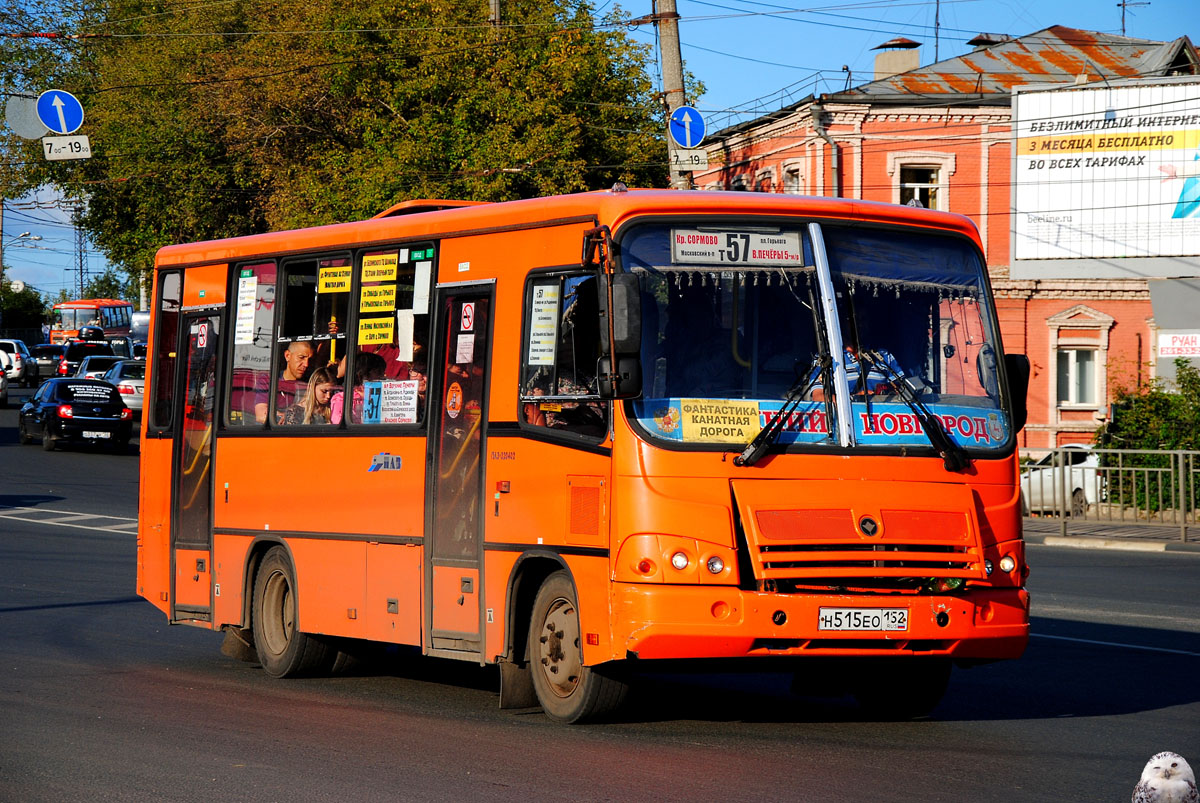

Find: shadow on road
<box><xmin>0</xmin><ymin>493</ymin><xmax>68</xmax><ymax>508</ymax></box>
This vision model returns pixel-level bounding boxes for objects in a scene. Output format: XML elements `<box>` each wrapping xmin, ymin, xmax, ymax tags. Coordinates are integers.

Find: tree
<box><xmin>0</xmin><ymin>279</ymin><xmax>48</xmax><ymax>330</ymax></box>
<box><xmin>2</xmin><ymin>0</ymin><xmax>672</xmax><ymax>286</ymax></box>
<box><xmin>82</xmin><ymin>268</ymin><xmax>130</xmax><ymax>301</ymax></box>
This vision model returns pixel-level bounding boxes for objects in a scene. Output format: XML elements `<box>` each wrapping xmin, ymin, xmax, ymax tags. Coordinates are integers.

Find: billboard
<box><xmin>1012</xmin><ymin>79</ymin><xmax>1200</xmax><ymax>262</ymax></box>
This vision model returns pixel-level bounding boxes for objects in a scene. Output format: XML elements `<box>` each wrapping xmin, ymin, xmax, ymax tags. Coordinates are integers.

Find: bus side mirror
<box><xmin>598</xmin><ymin>274</ymin><xmax>641</xmax><ymax>354</ymax></box>
<box><xmin>1004</xmin><ymin>353</ymin><xmax>1030</xmax><ymax>433</ymax></box>
<box><xmin>596</xmin><ymin>356</ymin><xmax>641</xmax><ymax>399</ymax></box>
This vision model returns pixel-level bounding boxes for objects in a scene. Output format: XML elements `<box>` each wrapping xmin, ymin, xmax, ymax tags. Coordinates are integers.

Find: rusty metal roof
<box><xmin>824</xmin><ymin>25</ymin><xmax>1198</xmax><ymax>106</ymax></box>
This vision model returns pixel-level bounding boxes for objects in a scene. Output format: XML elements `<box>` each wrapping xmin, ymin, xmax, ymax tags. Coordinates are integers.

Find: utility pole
<box><xmin>654</xmin><ymin>0</ymin><xmax>691</xmax><ymax>190</ymax></box>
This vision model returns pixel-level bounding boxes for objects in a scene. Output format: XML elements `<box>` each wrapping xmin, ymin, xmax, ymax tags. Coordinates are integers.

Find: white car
<box><xmin>0</xmin><ymin>339</ymin><xmax>35</xmax><ymax>386</ymax></box>
<box><xmin>1020</xmin><ymin>444</ymin><xmax>1101</xmax><ymax>517</ymax></box>
<box><xmin>0</xmin><ymin>355</ymin><xmax>8</xmax><ymax>406</ymax></box>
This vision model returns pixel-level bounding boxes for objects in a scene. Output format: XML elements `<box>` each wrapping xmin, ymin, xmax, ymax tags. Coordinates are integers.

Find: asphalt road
<box><xmin>1</xmin><ymin>387</ymin><xmax>1198</xmax><ymax>802</ymax></box>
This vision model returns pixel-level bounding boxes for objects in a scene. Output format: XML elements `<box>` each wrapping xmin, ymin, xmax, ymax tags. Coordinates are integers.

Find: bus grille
<box><xmin>731</xmin><ymin>480</ymin><xmax>987</xmax><ymax>584</ymax></box>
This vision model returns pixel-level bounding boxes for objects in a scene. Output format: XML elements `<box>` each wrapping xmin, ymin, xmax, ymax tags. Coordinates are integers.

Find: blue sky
<box><xmin>4</xmin><ymin>0</ymin><xmax>1197</xmax><ymax>302</ymax></box>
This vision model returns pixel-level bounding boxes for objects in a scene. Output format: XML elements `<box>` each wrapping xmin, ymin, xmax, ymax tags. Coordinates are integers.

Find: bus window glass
<box><xmin>623</xmin><ymin>222</ymin><xmax>1009</xmax><ymax>453</ymax></box>
<box><xmin>270</xmin><ymin>256</ymin><xmax>350</xmax><ymax>426</ymax></box>
<box><xmin>151</xmin><ymin>272</ymin><xmax>183</xmax><ymax>428</ymax></box>
<box><xmin>227</xmin><ymin>262</ymin><xmax>277</xmax><ymax>427</ymax></box>
<box><xmin>343</xmin><ymin>244</ymin><xmax>434</xmax><ymax>426</ymax></box>
<box><xmin>519</xmin><ymin>273</ymin><xmax>608</xmax><ymax>438</ymax></box>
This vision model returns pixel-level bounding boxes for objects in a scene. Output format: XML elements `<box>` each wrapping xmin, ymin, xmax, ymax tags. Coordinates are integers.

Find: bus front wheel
<box><xmin>251</xmin><ymin>546</ymin><xmax>332</xmax><ymax>677</ymax></box>
<box><xmin>527</xmin><ymin>571</ymin><xmax>628</xmax><ymax>723</ymax></box>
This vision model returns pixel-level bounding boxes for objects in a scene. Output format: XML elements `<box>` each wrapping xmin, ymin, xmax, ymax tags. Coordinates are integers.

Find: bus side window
<box><xmin>348</xmin><ymin>245</ymin><xmax>433</xmax><ymax>426</ymax></box>
<box><xmin>150</xmin><ymin>271</ymin><xmax>183</xmax><ymax>430</ymax></box>
<box><xmin>271</xmin><ymin>255</ymin><xmax>350</xmax><ymax>426</ymax></box>
<box><xmin>226</xmin><ymin>262</ymin><xmax>277</xmax><ymax>427</ymax></box>
<box><xmin>519</xmin><ymin>273</ymin><xmax>608</xmax><ymax>438</ymax></box>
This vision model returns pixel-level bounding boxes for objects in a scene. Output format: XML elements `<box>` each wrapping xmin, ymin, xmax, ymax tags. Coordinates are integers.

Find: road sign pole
<box><xmin>655</xmin><ymin>0</ymin><xmax>691</xmax><ymax>190</ymax></box>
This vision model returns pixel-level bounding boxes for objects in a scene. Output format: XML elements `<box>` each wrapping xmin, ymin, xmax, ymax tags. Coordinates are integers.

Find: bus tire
<box><xmin>853</xmin><ymin>658</ymin><xmax>951</xmax><ymax>720</ymax></box>
<box><xmin>528</xmin><ymin>571</ymin><xmax>628</xmax><ymax>723</ymax></box>
<box><xmin>251</xmin><ymin>546</ymin><xmax>332</xmax><ymax>678</ymax></box>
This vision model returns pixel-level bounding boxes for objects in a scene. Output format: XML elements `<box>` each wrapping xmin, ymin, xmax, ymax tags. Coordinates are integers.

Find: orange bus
<box><xmin>50</xmin><ymin>298</ymin><xmax>134</xmax><ymax>344</ymax></box>
<box><xmin>137</xmin><ymin>189</ymin><xmax>1032</xmax><ymax>722</ymax></box>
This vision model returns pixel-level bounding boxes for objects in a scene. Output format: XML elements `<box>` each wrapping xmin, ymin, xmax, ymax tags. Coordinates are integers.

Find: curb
<box><xmin>1024</xmin><ymin>533</ymin><xmax>1200</xmax><ymax>553</ymax></box>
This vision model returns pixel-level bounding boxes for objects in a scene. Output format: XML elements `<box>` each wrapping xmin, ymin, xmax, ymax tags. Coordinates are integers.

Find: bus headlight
<box><xmin>670</xmin><ymin>551</ymin><xmax>689</xmax><ymax>571</ymax></box>
<box><xmin>998</xmin><ymin>555</ymin><xmax>1017</xmax><ymax>573</ymax></box>
<box><xmin>706</xmin><ymin>556</ymin><xmax>725</xmax><ymax>575</ymax></box>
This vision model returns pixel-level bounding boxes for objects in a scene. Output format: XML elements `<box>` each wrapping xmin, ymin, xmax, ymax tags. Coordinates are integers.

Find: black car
<box><xmin>18</xmin><ymin>378</ymin><xmax>134</xmax><ymax>452</ymax></box>
<box><xmin>55</xmin><ymin>340</ymin><xmax>116</xmax><ymax>377</ymax></box>
<box><xmin>31</xmin><ymin>343</ymin><xmax>67</xmax><ymax>378</ymax></box>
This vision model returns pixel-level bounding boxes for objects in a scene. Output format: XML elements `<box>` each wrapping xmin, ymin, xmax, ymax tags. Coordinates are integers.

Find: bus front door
<box><xmin>170</xmin><ymin>314</ymin><xmax>220</xmax><ymax>623</ymax></box>
<box><xmin>427</xmin><ymin>287</ymin><xmax>492</xmax><ymax>656</ymax></box>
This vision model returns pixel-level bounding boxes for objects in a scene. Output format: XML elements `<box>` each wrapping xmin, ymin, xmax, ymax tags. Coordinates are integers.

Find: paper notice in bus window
<box><xmin>396</xmin><ymin>311</ymin><xmax>414</xmax><ymax>361</ymax></box>
<box><xmin>412</xmin><ymin>261</ymin><xmax>431</xmax><ymax>313</ymax></box>
<box><xmin>362</xmin><ymin>253</ymin><xmax>399</xmax><ymax>282</ymax></box>
<box><xmin>318</xmin><ymin>264</ymin><xmax>352</xmax><ymax>294</ymax></box>
<box><xmin>234</xmin><ymin>275</ymin><xmax>257</xmax><ymax>345</ymax></box>
<box><xmin>360</xmin><ymin>283</ymin><xmax>397</xmax><ymax>313</ymax></box>
<box><xmin>527</xmin><ymin>284</ymin><xmax>559</xmax><ymax>366</ymax></box>
<box><xmin>380</xmin><ymin>380</ymin><xmax>419</xmax><ymax>424</ymax></box>
<box><xmin>456</xmin><ymin>333</ymin><xmax>474</xmax><ymax>364</ymax></box>
<box><xmin>358</xmin><ymin>316</ymin><xmax>395</xmax><ymax>345</ymax></box>
<box><xmin>679</xmin><ymin>399</ymin><xmax>758</xmax><ymax>444</ymax></box>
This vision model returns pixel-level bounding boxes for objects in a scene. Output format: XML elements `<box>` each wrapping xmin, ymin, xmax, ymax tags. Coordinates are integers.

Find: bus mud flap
<box><xmin>498</xmin><ymin>659</ymin><xmax>537</xmax><ymax>709</ymax></box>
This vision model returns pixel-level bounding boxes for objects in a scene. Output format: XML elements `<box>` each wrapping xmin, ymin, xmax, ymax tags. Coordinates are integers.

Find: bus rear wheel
<box><xmin>251</xmin><ymin>546</ymin><xmax>332</xmax><ymax>677</ymax></box>
<box><xmin>527</xmin><ymin>571</ymin><xmax>628</xmax><ymax>723</ymax></box>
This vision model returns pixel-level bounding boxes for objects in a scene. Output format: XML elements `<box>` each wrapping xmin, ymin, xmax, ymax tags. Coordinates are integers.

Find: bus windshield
<box><xmin>624</xmin><ymin>220</ymin><xmax>1010</xmax><ymax>454</ymax></box>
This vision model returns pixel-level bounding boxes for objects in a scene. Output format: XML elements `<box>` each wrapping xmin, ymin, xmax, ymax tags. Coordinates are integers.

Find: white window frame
<box><xmin>1056</xmin><ymin>348</ymin><xmax>1098</xmax><ymax>407</ymax></box>
<box><xmin>1047</xmin><ymin>305</ymin><xmax>1115</xmax><ymax>417</ymax></box>
<box><xmin>886</xmin><ymin>151</ymin><xmax>956</xmax><ymax>211</ymax></box>
<box><xmin>782</xmin><ymin>162</ymin><xmax>804</xmax><ymax>195</ymax></box>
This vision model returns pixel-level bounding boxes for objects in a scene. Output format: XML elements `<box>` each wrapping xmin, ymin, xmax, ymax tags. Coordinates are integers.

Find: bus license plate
<box><xmin>818</xmin><ymin>608</ymin><xmax>907</xmax><ymax>632</ymax></box>
<box><xmin>84</xmin><ymin>431</ymin><xmax>111</xmax><ymax>439</ymax></box>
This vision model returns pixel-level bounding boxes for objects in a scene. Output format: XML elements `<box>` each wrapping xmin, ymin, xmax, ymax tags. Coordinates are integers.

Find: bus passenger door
<box><xmin>426</xmin><ymin>286</ymin><xmax>492</xmax><ymax>656</ymax></box>
<box><xmin>171</xmin><ymin>314</ymin><xmax>220</xmax><ymax>623</ymax></box>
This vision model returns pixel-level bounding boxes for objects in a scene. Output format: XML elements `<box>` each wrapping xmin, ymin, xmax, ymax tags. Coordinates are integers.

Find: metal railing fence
<box><xmin>1019</xmin><ymin>446</ymin><xmax>1198</xmax><ymax>542</ymax></box>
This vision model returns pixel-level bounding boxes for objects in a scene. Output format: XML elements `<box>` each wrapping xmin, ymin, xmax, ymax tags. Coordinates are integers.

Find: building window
<box><xmin>1057</xmin><ymin>348</ymin><xmax>1097</xmax><ymax>406</ymax></box>
<box><xmin>730</xmin><ymin>175</ymin><xmax>748</xmax><ymax>192</ymax></box>
<box><xmin>900</xmin><ymin>166</ymin><xmax>939</xmax><ymax>209</ymax></box>
<box><xmin>783</xmin><ymin>165</ymin><xmax>803</xmax><ymax>194</ymax></box>
<box><xmin>887</xmin><ymin>152</ymin><xmax>955</xmax><ymax>210</ymax></box>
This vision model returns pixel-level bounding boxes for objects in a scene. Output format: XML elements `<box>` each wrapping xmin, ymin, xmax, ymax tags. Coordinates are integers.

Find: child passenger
<box><xmin>281</xmin><ymin>367</ymin><xmax>337</xmax><ymax>425</ymax></box>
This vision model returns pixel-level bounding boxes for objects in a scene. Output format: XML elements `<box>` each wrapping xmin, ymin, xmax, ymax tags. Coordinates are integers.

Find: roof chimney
<box><xmin>966</xmin><ymin>32</ymin><xmax>1011</xmax><ymax>50</ymax></box>
<box><xmin>872</xmin><ymin>38</ymin><xmax>921</xmax><ymax>80</ymax></box>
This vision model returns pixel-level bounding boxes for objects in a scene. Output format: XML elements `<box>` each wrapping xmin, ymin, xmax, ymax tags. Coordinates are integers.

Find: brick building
<box><xmin>697</xmin><ymin>26</ymin><xmax>1199</xmax><ymax>448</ymax></box>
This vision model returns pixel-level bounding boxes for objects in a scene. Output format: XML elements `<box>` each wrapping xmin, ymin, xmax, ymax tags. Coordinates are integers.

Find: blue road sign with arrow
<box><xmin>36</xmin><ymin>90</ymin><xmax>85</xmax><ymax>136</ymax></box>
<box><xmin>668</xmin><ymin>105</ymin><xmax>706</xmax><ymax>149</ymax></box>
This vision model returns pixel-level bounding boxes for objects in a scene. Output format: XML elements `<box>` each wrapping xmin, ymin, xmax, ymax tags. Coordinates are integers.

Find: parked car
<box><xmin>102</xmin><ymin>359</ymin><xmax>146</xmax><ymax>414</ymax></box>
<box><xmin>31</xmin><ymin>343</ymin><xmax>67</xmax><ymax>378</ymax></box>
<box><xmin>75</xmin><ymin>355</ymin><xmax>123</xmax><ymax>379</ymax></box>
<box><xmin>1020</xmin><ymin>444</ymin><xmax>1101</xmax><ymax>517</ymax></box>
<box><xmin>17</xmin><ymin>377</ymin><xmax>134</xmax><ymax>452</ymax></box>
<box><xmin>55</xmin><ymin>340</ymin><xmax>116</xmax><ymax>377</ymax></box>
<box><xmin>0</xmin><ymin>339</ymin><xmax>37</xmax><ymax>386</ymax></box>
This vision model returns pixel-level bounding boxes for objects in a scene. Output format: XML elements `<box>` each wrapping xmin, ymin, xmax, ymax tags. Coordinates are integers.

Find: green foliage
<box><xmin>1099</xmin><ymin>359</ymin><xmax>1200</xmax><ymax>452</ymax></box>
<box><xmin>1096</xmin><ymin>359</ymin><xmax>1200</xmax><ymax>514</ymax></box>
<box><xmin>2</xmin><ymin>0</ymin><xmax>670</xmax><ymax>285</ymax></box>
<box><xmin>0</xmin><ymin>279</ymin><xmax>48</xmax><ymax>329</ymax></box>
<box><xmin>82</xmin><ymin>268</ymin><xmax>131</xmax><ymax>301</ymax></box>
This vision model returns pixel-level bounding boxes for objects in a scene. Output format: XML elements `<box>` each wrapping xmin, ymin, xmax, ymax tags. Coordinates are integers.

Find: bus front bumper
<box><xmin>613</xmin><ymin>584</ymin><xmax>1029</xmax><ymax>661</ymax></box>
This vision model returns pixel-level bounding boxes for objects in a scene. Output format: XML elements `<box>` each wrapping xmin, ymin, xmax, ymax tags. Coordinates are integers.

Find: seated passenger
<box><xmin>810</xmin><ymin>344</ymin><xmax>903</xmax><ymax>402</ymax></box>
<box><xmin>280</xmin><ymin>367</ymin><xmax>337</xmax><ymax>425</ymax></box>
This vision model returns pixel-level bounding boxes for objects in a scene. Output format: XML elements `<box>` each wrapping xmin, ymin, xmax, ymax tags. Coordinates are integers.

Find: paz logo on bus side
<box><xmin>36</xmin><ymin>90</ymin><xmax>84</xmax><ymax>135</ymax></box>
<box><xmin>368</xmin><ymin>453</ymin><xmax>402</xmax><ymax>472</ymax></box>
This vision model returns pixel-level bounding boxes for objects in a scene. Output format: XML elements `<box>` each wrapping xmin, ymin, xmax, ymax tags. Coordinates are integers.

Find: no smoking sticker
<box><xmin>461</xmin><ymin>302</ymin><xmax>475</xmax><ymax>332</ymax></box>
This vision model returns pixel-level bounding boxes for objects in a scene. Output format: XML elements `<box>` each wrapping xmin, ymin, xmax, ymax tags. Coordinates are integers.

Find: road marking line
<box><xmin>1032</xmin><ymin>633</ymin><xmax>1200</xmax><ymax>657</ymax></box>
<box><xmin>0</xmin><ymin>506</ymin><xmax>137</xmax><ymax>534</ymax></box>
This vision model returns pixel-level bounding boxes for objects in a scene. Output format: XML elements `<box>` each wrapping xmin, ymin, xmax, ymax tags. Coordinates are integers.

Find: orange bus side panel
<box><xmin>212</xmin><ymin>533</ymin><xmax>252</xmax><ymax>628</ymax></box>
<box><xmin>364</xmin><ymin>543</ymin><xmax>422</xmax><ymax>645</ymax></box>
<box><xmin>288</xmin><ymin>538</ymin><xmax>367</xmax><ymax>638</ymax></box>
<box><xmin>137</xmin><ymin>435</ymin><xmax>173</xmax><ymax>615</ymax></box>
<box><xmin>432</xmin><ymin>566</ymin><xmax>479</xmax><ymax>636</ymax></box>
<box><xmin>182</xmin><ymin>263</ymin><xmax>228</xmax><ymax>308</ymax></box>
<box><xmin>174</xmin><ymin>548</ymin><xmax>212</xmax><ymax>610</ymax></box>
<box><xmin>212</xmin><ymin>436</ymin><xmax>426</xmax><ymax>538</ymax></box>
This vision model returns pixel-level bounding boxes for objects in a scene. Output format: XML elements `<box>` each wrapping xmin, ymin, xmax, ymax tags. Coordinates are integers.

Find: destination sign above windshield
<box><xmin>671</xmin><ymin>229</ymin><xmax>804</xmax><ymax>266</ymax></box>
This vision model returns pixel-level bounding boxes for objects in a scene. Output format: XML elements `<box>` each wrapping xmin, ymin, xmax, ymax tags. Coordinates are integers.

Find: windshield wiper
<box><xmin>858</xmin><ymin>349</ymin><xmax>971</xmax><ymax>473</ymax></box>
<box><xmin>734</xmin><ymin>353</ymin><xmax>831</xmax><ymax>467</ymax></box>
